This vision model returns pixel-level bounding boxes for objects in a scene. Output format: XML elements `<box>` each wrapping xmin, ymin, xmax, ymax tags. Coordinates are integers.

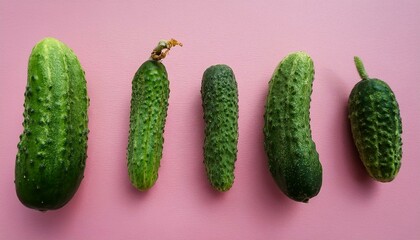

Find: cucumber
<box><xmin>348</xmin><ymin>56</ymin><xmax>402</xmax><ymax>182</ymax></box>
<box><xmin>15</xmin><ymin>37</ymin><xmax>89</xmax><ymax>211</ymax></box>
<box><xmin>127</xmin><ymin>39</ymin><xmax>181</xmax><ymax>191</ymax></box>
<box><xmin>264</xmin><ymin>52</ymin><xmax>322</xmax><ymax>202</ymax></box>
<box><xmin>201</xmin><ymin>64</ymin><xmax>238</xmax><ymax>191</ymax></box>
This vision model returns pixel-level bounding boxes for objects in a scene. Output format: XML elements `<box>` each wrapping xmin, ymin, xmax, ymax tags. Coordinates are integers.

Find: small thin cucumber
<box><xmin>201</xmin><ymin>64</ymin><xmax>239</xmax><ymax>192</ymax></box>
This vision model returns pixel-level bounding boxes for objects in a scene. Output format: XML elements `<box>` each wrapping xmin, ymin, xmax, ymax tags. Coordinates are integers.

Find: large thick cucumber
<box><xmin>15</xmin><ymin>37</ymin><xmax>89</xmax><ymax>211</ymax></box>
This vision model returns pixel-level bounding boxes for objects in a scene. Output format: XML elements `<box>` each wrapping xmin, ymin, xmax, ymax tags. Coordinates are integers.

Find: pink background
<box><xmin>1</xmin><ymin>1</ymin><xmax>420</xmax><ymax>239</ymax></box>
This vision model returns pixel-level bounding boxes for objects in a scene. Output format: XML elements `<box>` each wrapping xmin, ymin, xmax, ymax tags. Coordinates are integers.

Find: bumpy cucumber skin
<box><xmin>201</xmin><ymin>65</ymin><xmax>238</xmax><ymax>192</ymax></box>
<box><xmin>127</xmin><ymin>60</ymin><xmax>169</xmax><ymax>191</ymax></box>
<box><xmin>15</xmin><ymin>38</ymin><xmax>89</xmax><ymax>211</ymax></box>
<box><xmin>348</xmin><ymin>79</ymin><xmax>402</xmax><ymax>182</ymax></box>
<box><xmin>264</xmin><ymin>52</ymin><xmax>322</xmax><ymax>202</ymax></box>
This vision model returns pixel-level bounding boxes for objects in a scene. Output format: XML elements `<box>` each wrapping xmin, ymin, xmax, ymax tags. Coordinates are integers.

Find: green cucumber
<box><xmin>201</xmin><ymin>64</ymin><xmax>238</xmax><ymax>191</ymax></box>
<box><xmin>127</xmin><ymin>39</ymin><xmax>181</xmax><ymax>191</ymax></box>
<box><xmin>264</xmin><ymin>52</ymin><xmax>322</xmax><ymax>202</ymax></box>
<box><xmin>15</xmin><ymin>37</ymin><xmax>89</xmax><ymax>211</ymax></box>
<box><xmin>348</xmin><ymin>56</ymin><xmax>402</xmax><ymax>182</ymax></box>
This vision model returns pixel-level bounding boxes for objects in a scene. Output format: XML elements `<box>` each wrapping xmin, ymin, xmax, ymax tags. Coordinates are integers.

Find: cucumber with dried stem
<box><xmin>127</xmin><ymin>39</ymin><xmax>182</xmax><ymax>191</ymax></box>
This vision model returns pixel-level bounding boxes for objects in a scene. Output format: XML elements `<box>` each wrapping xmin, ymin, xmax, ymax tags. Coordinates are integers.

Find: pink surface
<box><xmin>1</xmin><ymin>1</ymin><xmax>420</xmax><ymax>239</ymax></box>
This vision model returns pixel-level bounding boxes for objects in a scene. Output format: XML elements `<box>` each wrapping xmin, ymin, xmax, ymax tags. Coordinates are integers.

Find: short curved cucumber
<box><xmin>264</xmin><ymin>51</ymin><xmax>322</xmax><ymax>202</ymax></box>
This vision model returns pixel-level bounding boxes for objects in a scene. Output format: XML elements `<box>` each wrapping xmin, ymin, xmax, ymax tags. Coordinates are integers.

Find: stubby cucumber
<box><xmin>201</xmin><ymin>64</ymin><xmax>238</xmax><ymax>192</ymax></box>
<box><xmin>127</xmin><ymin>39</ymin><xmax>182</xmax><ymax>191</ymax></box>
<box><xmin>15</xmin><ymin>37</ymin><xmax>89</xmax><ymax>211</ymax></box>
<box><xmin>348</xmin><ymin>56</ymin><xmax>402</xmax><ymax>182</ymax></box>
<box><xmin>264</xmin><ymin>51</ymin><xmax>322</xmax><ymax>202</ymax></box>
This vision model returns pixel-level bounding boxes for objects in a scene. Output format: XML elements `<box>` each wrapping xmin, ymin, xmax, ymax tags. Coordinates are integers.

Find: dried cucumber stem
<box><xmin>354</xmin><ymin>56</ymin><xmax>369</xmax><ymax>80</ymax></box>
<box><xmin>150</xmin><ymin>39</ymin><xmax>183</xmax><ymax>61</ymax></box>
